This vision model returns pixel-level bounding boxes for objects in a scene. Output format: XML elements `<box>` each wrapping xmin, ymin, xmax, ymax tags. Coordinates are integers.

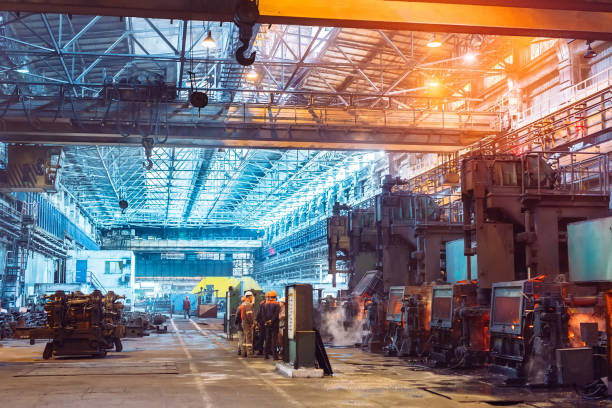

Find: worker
<box><xmin>254</xmin><ymin>295</ymin><xmax>267</xmax><ymax>355</ymax></box>
<box><xmin>235</xmin><ymin>296</ymin><xmax>246</xmax><ymax>356</ymax></box>
<box><xmin>277</xmin><ymin>297</ymin><xmax>286</xmax><ymax>357</ymax></box>
<box><xmin>241</xmin><ymin>291</ymin><xmax>255</xmax><ymax>357</ymax></box>
<box><xmin>260</xmin><ymin>290</ymin><xmax>281</xmax><ymax>360</ymax></box>
<box><xmin>183</xmin><ymin>296</ymin><xmax>191</xmax><ymax>319</ymax></box>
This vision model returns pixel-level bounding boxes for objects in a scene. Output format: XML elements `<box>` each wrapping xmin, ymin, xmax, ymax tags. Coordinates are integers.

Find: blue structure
<box><xmin>15</xmin><ymin>192</ymin><xmax>99</xmax><ymax>250</ymax></box>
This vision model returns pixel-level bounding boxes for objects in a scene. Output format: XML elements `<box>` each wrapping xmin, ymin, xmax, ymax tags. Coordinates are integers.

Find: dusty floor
<box><xmin>0</xmin><ymin>318</ymin><xmax>609</xmax><ymax>407</ymax></box>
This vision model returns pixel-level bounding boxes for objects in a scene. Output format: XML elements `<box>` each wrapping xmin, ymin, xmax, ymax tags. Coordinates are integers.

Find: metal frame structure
<box><xmin>0</xmin><ymin>12</ymin><xmax>513</xmax><ymax>230</ymax></box>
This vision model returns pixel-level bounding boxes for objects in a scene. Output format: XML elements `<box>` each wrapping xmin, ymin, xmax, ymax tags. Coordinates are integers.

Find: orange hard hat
<box><xmin>266</xmin><ymin>290</ymin><xmax>277</xmax><ymax>298</ymax></box>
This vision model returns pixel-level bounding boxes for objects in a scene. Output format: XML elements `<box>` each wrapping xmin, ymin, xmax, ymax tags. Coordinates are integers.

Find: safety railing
<box><xmin>514</xmin><ymin>66</ymin><xmax>612</xmax><ymax>129</ymax></box>
<box><xmin>219</xmin><ymin>104</ymin><xmax>502</xmax><ymax>132</ymax></box>
<box><xmin>523</xmin><ymin>152</ymin><xmax>611</xmax><ymax>196</ymax></box>
<box><xmin>383</xmin><ymin>192</ymin><xmax>464</xmax><ymax>226</ymax></box>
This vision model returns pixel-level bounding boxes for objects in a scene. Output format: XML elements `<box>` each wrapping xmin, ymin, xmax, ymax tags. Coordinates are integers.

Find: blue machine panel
<box><xmin>446</xmin><ymin>238</ymin><xmax>478</xmax><ymax>282</ymax></box>
<box><xmin>76</xmin><ymin>259</ymin><xmax>88</xmax><ymax>283</ymax></box>
<box><xmin>568</xmin><ymin>216</ymin><xmax>612</xmax><ymax>282</ymax></box>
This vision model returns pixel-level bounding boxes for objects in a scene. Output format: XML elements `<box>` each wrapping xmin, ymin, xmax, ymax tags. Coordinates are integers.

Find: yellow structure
<box><xmin>191</xmin><ymin>276</ymin><xmax>262</xmax><ymax>295</ymax></box>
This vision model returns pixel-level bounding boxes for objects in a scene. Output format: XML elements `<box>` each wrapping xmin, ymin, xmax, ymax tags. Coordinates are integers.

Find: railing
<box><xmin>523</xmin><ymin>152</ymin><xmax>610</xmax><ymax>196</ymax></box>
<box><xmin>88</xmin><ymin>271</ymin><xmax>106</xmax><ymax>293</ymax></box>
<box><xmin>384</xmin><ymin>192</ymin><xmax>464</xmax><ymax>226</ymax></box>
<box><xmin>515</xmin><ymin>66</ymin><xmax>612</xmax><ymax>129</ymax></box>
<box><xmin>174</xmin><ymin>104</ymin><xmax>502</xmax><ymax>132</ymax></box>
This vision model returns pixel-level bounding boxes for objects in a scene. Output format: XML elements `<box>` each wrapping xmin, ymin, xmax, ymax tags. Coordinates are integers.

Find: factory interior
<box><xmin>0</xmin><ymin>1</ymin><xmax>612</xmax><ymax>407</ymax></box>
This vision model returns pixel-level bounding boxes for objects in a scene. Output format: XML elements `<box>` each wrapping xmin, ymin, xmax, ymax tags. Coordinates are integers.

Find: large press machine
<box><xmin>326</xmin><ymin>151</ymin><xmax>612</xmax><ymax>385</ymax></box>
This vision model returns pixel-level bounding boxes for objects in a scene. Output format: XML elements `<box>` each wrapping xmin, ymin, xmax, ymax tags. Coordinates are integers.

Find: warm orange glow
<box><xmin>567</xmin><ymin>310</ymin><xmax>603</xmax><ymax>348</ymax></box>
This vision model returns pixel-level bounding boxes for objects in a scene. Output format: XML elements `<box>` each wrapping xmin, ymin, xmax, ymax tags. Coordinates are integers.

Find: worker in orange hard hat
<box><xmin>260</xmin><ymin>290</ymin><xmax>281</xmax><ymax>360</ymax></box>
<box><xmin>235</xmin><ymin>296</ymin><xmax>246</xmax><ymax>356</ymax></box>
<box><xmin>241</xmin><ymin>291</ymin><xmax>255</xmax><ymax>357</ymax></box>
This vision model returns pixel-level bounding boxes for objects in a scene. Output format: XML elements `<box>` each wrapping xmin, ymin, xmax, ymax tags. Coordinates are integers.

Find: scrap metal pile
<box><xmin>14</xmin><ymin>290</ymin><xmax>126</xmax><ymax>359</ymax></box>
<box><xmin>0</xmin><ymin>308</ymin><xmax>46</xmax><ymax>339</ymax></box>
<box><xmin>122</xmin><ymin>311</ymin><xmax>168</xmax><ymax>337</ymax></box>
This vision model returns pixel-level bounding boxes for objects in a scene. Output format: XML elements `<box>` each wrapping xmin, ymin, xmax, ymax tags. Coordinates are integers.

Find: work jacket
<box><xmin>183</xmin><ymin>300</ymin><xmax>191</xmax><ymax>310</ymax></box>
<box><xmin>235</xmin><ymin>304</ymin><xmax>244</xmax><ymax>327</ymax></box>
<box><xmin>260</xmin><ymin>300</ymin><xmax>281</xmax><ymax>328</ymax></box>
<box><xmin>242</xmin><ymin>302</ymin><xmax>254</xmax><ymax>326</ymax></box>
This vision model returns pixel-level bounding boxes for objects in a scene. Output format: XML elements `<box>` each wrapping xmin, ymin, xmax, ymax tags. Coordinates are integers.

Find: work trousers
<box><xmin>237</xmin><ymin>329</ymin><xmax>244</xmax><ymax>355</ymax></box>
<box><xmin>242</xmin><ymin>323</ymin><xmax>254</xmax><ymax>356</ymax></box>
<box><xmin>183</xmin><ymin>309</ymin><xmax>190</xmax><ymax>319</ymax></box>
<box><xmin>264</xmin><ymin>325</ymin><xmax>279</xmax><ymax>358</ymax></box>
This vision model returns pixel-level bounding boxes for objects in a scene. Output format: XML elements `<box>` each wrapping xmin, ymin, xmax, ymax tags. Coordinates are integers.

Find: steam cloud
<box><xmin>318</xmin><ymin>301</ymin><xmax>368</xmax><ymax>346</ymax></box>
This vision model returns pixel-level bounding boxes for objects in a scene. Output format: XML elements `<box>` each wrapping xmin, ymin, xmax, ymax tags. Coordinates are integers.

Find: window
<box><xmin>105</xmin><ymin>261</ymin><xmax>125</xmax><ymax>274</ymax></box>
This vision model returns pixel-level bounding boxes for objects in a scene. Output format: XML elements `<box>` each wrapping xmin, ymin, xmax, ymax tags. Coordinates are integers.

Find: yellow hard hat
<box><xmin>266</xmin><ymin>290</ymin><xmax>277</xmax><ymax>298</ymax></box>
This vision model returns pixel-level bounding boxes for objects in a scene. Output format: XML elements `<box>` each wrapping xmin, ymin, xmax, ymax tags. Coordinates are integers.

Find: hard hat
<box><xmin>245</xmin><ymin>291</ymin><xmax>253</xmax><ymax>297</ymax></box>
<box><xmin>266</xmin><ymin>290</ymin><xmax>277</xmax><ymax>298</ymax></box>
<box><xmin>279</xmin><ymin>297</ymin><xmax>286</xmax><ymax>303</ymax></box>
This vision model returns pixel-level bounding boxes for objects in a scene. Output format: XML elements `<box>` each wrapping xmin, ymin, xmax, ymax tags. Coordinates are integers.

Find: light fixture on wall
<box><xmin>584</xmin><ymin>41</ymin><xmax>597</xmax><ymax>59</ymax></box>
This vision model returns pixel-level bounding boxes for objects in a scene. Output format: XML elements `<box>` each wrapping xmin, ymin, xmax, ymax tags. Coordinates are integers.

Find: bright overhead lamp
<box><xmin>425</xmin><ymin>78</ymin><xmax>440</xmax><ymax>88</ymax></box>
<box><xmin>202</xmin><ymin>30</ymin><xmax>216</xmax><ymax>49</ymax></box>
<box><xmin>426</xmin><ymin>34</ymin><xmax>442</xmax><ymax>48</ymax></box>
<box><xmin>16</xmin><ymin>67</ymin><xmax>29</xmax><ymax>73</ymax></box>
<box><xmin>584</xmin><ymin>41</ymin><xmax>597</xmax><ymax>59</ymax></box>
<box><xmin>245</xmin><ymin>67</ymin><xmax>258</xmax><ymax>80</ymax></box>
<box><xmin>463</xmin><ymin>51</ymin><xmax>477</xmax><ymax>64</ymax></box>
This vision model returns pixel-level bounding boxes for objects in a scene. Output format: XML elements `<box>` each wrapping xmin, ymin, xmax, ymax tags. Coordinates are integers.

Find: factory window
<box><xmin>105</xmin><ymin>261</ymin><xmax>124</xmax><ymax>274</ymax></box>
<box><xmin>161</xmin><ymin>252</ymin><xmax>185</xmax><ymax>260</ymax></box>
<box><xmin>196</xmin><ymin>252</ymin><xmax>223</xmax><ymax>260</ymax></box>
<box><xmin>529</xmin><ymin>39</ymin><xmax>556</xmax><ymax>61</ymax></box>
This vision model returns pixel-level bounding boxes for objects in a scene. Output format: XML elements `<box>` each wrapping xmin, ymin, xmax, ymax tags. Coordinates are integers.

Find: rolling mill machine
<box><xmin>456</xmin><ymin>152</ymin><xmax>611</xmax><ymax>382</ymax></box>
<box><xmin>326</xmin><ymin>175</ymin><xmax>464</xmax><ymax>354</ymax></box>
<box><xmin>375</xmin><ymin>175</ymin><xmax>463</xmax><ymax>356</ymax></box>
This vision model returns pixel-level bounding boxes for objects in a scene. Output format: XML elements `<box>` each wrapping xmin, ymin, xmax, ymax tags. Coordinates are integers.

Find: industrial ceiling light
<box><xmin>425</xmin><ymin>78</ymin><xmax>440</xmax><ymax>88</ymax></box>
<box><xmin>202</xmin><ymin>30</ymin><xmax>216</xmax><ymax>49</ymax></box>
<box><xmin>426</xmin><ymin>34</ymin><xmax>442</xmax><ymax>48</ymax></box>
<box><xmin>584</xmin><ymin>41</ymin><xmax>597</xmax><ymax>59</ymax></box>
<box><xmin>463</xmin><ymin>51</ymin><xmax>477</xmax><ymax>64</ymax></box>
<box><xmin>245</xmin><ymin>66</ymin><xmax>258</xmax><ymax>80</ymax></box>
<box><xmin>16</xmin><ymin>67</ymin><xmax>29</xmax><ymax>73</ymax></box>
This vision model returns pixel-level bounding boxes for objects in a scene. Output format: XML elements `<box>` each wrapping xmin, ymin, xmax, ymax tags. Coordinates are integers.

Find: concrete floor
<box><xmin>0</xmin><ymin>318</ymin><xmax>608</xmax><ymax>407</ymax></box>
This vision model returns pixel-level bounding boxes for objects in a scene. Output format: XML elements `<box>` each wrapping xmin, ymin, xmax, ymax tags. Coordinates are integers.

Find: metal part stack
<box><xmin>14</xmin><ymin>290</ymin><xmax>126</xmax><ymax>359</ymax></box>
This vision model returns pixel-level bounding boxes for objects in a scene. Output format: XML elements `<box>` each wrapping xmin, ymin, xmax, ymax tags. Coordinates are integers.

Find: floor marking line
<box><xmin>171</xmin><ymin>318</ymin><xmax>212</xmax><ymax>408</ymax></box>
<box><xmin>188</xmin><ymin>319</ymin><xmax>304</xmax><ymax>407</ymax></box>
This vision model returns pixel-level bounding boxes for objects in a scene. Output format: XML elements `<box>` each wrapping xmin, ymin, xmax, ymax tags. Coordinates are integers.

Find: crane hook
<box><xmin>236</xmin><ymin>41</ymin><xmax>256</xmax><ymax>66</ymax></box>
<box><xmin>234</xmin><ymin>0</ymin><xmax>259</xmax><ymax>66</ymax></box>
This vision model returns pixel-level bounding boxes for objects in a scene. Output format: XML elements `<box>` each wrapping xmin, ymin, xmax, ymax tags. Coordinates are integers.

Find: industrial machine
<box><xmin>460</xmin><ymin>153</ymin><xmax>610</xmax><ymax>381</ymax></box>
<box><xmin>429</xmin><ymin>282</ymin><xmax>489</xmax><ymax>367</ymax></box>
<box><xmin>327</xmin><ymin>202</ymin><xmax>377</xmax><ymax>289</ymax></box>
<box><xmin>15</xmin><ymin>290</ymin><xmax>126</xmax><ymax>359</ymax></box>
<box><xmin>376</xmin><ymin>176</ymin><xmax>463</xmax><ymax>356</ymax></box>
<box><xmin>385</xmin><ymin>285</ymin><xmax>432</xmax><ymax>357</ymax></box>
<box><xmin>0</xmin><ymin>145</ymin><xmax>63</xmax><ymax>192</ymax></box>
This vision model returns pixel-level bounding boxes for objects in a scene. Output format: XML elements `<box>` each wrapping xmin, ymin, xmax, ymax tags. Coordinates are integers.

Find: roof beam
<box><xmin>1</xmin><ymin>1</ymin><xmax>611</xmax><ymax>40</ymax></box>
<box><xmin>0</xmin><ymin>119</ymin><xmax>492</xmax><ymax>152</ymax></box>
